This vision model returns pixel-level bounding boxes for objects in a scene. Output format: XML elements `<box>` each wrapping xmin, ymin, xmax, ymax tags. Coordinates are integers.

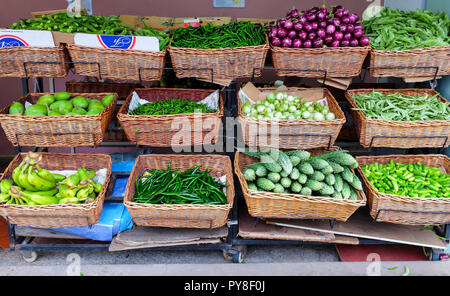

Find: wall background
<box><xmin>0</xmin><ymin>0</ymin><xmax>384</xmax><ymax>155</ymax></box>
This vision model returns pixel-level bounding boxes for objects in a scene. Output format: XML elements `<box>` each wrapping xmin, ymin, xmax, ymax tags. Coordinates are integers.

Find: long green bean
<box><xmin>170</xmin><ymin>21</ymin><xmax>266</xmax><ymax>49</ymax></box>
<box><xmin>133</xmin><ymin>162</ymin><xmax>227</xmax><ymax>205</ymax></box>
<box><xmin>352</xmin><ymin>90</ymin><xmax>450</xmax><ymax>121</ymax></box>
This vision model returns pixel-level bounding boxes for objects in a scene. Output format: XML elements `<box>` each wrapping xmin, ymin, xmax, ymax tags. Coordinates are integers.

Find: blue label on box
<box><xmin>97</xmin><ymin>35</ymin><xmax>136</xmax><ymax>49</ymax></box>
<box><xmin>0</xmin><ymin>34</ymin><xmax>29</xmax><ymax>48</ymax></box>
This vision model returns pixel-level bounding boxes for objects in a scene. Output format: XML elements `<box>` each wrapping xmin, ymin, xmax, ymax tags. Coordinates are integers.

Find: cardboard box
<box><xmin>239</xmin><ymin>82</ymin><xmax>328</xmax><ymax>105</ymax></box>
<box><xmin>119</xmin><ymin>15</ymin><xmax>232</xmax><ymax>31</ymax></box>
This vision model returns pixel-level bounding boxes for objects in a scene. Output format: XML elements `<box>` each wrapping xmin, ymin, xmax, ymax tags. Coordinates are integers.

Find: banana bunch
<box><xmin>55</xmin><ymin>168</ymin><xmax>103</xmax><ymax>204</ymax></box>
<box><xmin>0</xmin><ymin>152</ymin><xmax>103</xmax><ymax>206</ymax></box>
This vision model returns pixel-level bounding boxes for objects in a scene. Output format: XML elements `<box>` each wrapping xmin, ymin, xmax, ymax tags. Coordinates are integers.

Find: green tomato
<box><xmin>242</xmin><ymin>103</ymin><xmax>252</xmax><ymax>114</ymax></box>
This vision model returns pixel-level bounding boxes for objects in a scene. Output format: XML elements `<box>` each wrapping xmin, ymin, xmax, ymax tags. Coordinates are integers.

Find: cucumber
<box><xmin>289</xmin><ymin>167</ymin><xmax>300</xmax><ymax>180</ymax></box>
<box><xmin>285</xmin><ymin>150</ymin><xmax>311</xmax><ymax>162</ymax></box>
<box><xmin>325</xmin><ymin>174</ymin><xmax>336</xmax><ymax>186</ymax></box>
<box><xmin>305</xmin><ymin>179</ymin><xmax>324</xmax><ymax>192</ymax></box>
<box><xmin>267</xmin><ymin>172</ymin><xmax>281</xmax><ymax>183</ymax></box>
<box><xmin>243</xmin><ymin>168</ymin><xmax>256</xmax><ymax>182</ymax></box>
<box><xmin>255</xmin><ymin>165</ymin><xmax>268</xmax><ymax>177</ymax></box>
<box><xmin>297</xmin><ymin>173</ymin><xmax>308</xmax><ymax>184</ymax></box>
<box><xmin>280</xmin><ymin>177</ymin><xmax>292</xmax><ymax>188</ymax></box>
<box><xmin>289</xmin><ymin>155</ymin><xmax>301</xmax><ymax>167</ymax></box>
<box><xmin>257</xmin><ymin>178</ymin><xmax>275</xmax><ymax>191</ymax></box>
<box><xmin>311</xmin><ymin>171</ymin><xmax>325</xmax><ymax>182</ymax></box>
<box><xmin>261</xmin><ymin>154</ymin><xmax>283</xmax><ymax>173</ymax></box>
<box><xmin>273</xmin><ymin>183</ymin><xmax>285</xmax><ymax>193</ymax></box>
<box><xmin>291</xmin><ymin>182</ymin><xmax>302</xmax><ymax>193</ymax></box>
<box><xmin>298</xmin><ymin>162</ymin><xmax>314</xmax><ymax>175</ymax></box>
<box><xmin>321</xmin><ymin>165</ymin><xmax>334</xmax><ymax>175</ymax></box>
<box><xmin>308</xmin><ymin>158</ymin><xmax>329</xmax><ymax>170</ymax></box>
<box><xmin>300</xmin><ymin>187</ymin><xmax>312</xmax><ymax>196</ymax></box>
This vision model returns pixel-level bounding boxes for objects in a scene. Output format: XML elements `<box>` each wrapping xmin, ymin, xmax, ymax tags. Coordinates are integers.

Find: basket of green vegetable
<box><xmin>117</xmin><ymin>88</ymin><xmax>223</xmax><ymax>147</ymax></box>
<box><xmin>238</xmin><ymin>87</ymin><xmax>346</xmax><ymax>149</ymax></box>
<box><xmin>0</xmin><ymin>92</ymin><xmax>117</xmax><ymax>147</ymax></box>
<box><xmin>346</xmin><ymin>88</ymin><xmax>450</xmax><ymax>148</ymax></box>
<box><xmin>168</xmin><ymin>22</ymin><xmax>269</xmax><ymax>81</ymax></box>
<box><xmin>235</xmin><ymin>147</ymin><xmax>366</xmax><ymax>221</ymax></box>
<box><xmin>123</xmin><ymin>154</ymin><xmax>234</xmax><ymax>228</ymax></box>
<box><xmin>356</xmin><ymin>154</ymin><xmax>450</xmax><ymax>225</ymax></box>
<box><xmin>363</xmin><ymin>8</ymin><xmax>450</xmax><ymax>78</ymax></box>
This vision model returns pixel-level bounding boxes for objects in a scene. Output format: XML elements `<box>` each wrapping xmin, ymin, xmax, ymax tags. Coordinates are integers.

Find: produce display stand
<box><xmin>1</xmin><ymin>26</ymin><xmax>449</xmax><ymax>264</ymax></box>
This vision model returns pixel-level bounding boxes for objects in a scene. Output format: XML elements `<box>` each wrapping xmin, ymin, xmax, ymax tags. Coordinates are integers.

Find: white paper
<box><xmin>198</xmin><ymin>90</ymin><xmax>219</xmax><ymax>110</ymax></box>
<box><xmin>74</xmin><ymin>33</ymin><xmax>160</xmax><ymax>52</ymax></box>
<box><xmin>238</xmin><ymin>88</ymin><xmax>255</xmax><ymax>105</ymax></box>
<box><xmin>128</xmin><ymin>91</ymin><xmax>150</xmax><ymax>113</ymax></box>
<box><xmin>49</xmin><ymin>168</ymin><xmax>108</xmax><ymax>186</ymax></box>
<box><xmin>0</xmin><ymin>30</ymin><xmax>55</xmax><ymax>48</ymax></box>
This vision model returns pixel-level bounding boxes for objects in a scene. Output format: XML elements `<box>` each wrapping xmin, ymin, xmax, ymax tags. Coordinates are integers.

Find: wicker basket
<box><xmin>66</xmin><ymin>81</ymin><xmax>144</xmax><ymax>98</ymax></box>
<box><xmin>238</xmin><ymin>87</ymin><xmax>346</xmax><ymax>149</ymax></box>
<box><xmin>168</xmin><ymin>37</ymin><xmax>269</xmax><ymax>81</ymax></box>
<box><xmin>117</xmin><ymin>88</ymin><xmax>224</xmax><ymax>147</ymax></box>
<box><xmin>0</xmin><ymin>92</ymin><xmax>117</xmax><ymax>147</ymax></box>
<box><xmin>235</xmin><ymin>147</ymin><xmax>366</xmax><ymax>221</ymax></box>
<box><xmin>346</xmin><ymin>88</ymin><xmax>450</xmax><ymax>148</ymax></box>
<box><xmin>67</xmin><ymin>44</ymin><xmax>166</xmax><ymax>82</ymax></box>
<box><xmin>369</xmin><ymin>46</ymin><xmax>450</xmax><ymax>78</ymax></box>
<box><xmin>123</xmin><ymin>154</ymin><xmax>234</xmax><ymax>228</ymax></box>
<box><xmin>270</xmin><ymin>46</ymin><xmax>369</xmax><ymax>77</ymax></box>
<box><xmin>0</xmin><ymin>45</ymin><xmax>70</xmax><ymax>78</ymax></box>
<box><xmin>0</xmin><ymin>152</ymin><xmax>112</xmax><ymax>228</ymax></box>
<box><xmin>356</xmin><ymin>154</ymin><xmax>450</xmax><ymax>225</ymax></box>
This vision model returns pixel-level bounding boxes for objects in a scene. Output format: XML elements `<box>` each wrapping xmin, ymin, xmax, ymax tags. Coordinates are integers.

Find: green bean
<box><xmin>352</xmin><ymin>90</ymin><xmax>450</xmax><ymax>121</ymax></box>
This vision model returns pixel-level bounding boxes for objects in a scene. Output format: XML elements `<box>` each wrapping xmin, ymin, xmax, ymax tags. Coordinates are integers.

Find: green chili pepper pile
<box><xmin>170</xmin><ymin>21</ymin><xmax>266</xmax><ymax>49</ymax></box>
<box><xmin>363</xmin><ymin>8</ymin><xmax>450</xmax><ymax>50</ymax></box>
<box><xmin>352</xmin><ymin>90</ymin><xmax>450</xmax><ymax>121</ymax></box>
<box><xmin>361</xmin><ymin>160</ymin><xmax>450</xmax><ymax>198</ymax></box>
<box><xmin>132</xmin><ymin>163</ymin><xmax>228</xmax><ymax>205</ymax></box>
<box><xmin>10</xmin><ymin>12</ymin><xmax>169</xmax><ymax>50</ymax></box>
<box><xmin>129</xmin><ymin>98</ymin><xmax>216</xmax><ymax>115</ymax></box>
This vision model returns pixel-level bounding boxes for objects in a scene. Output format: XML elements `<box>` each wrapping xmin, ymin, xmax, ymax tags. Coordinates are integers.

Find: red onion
<box><xmin>284</xmin><ymin>20</ymin><xmax>293</xmax><ymax>30</ymax></box>
<box><xmin>303</xmin><ymin>39</ymin><xmax>312</xmax><ymax>48</ymax></box>
<box><xmin>324</xmin><ymin>35</ymin><xmax>333</xmax><ymax>45</ymax></box>
<box><xmin>342</xmin><ymin>16</ymin><xmax>350</xmax><ymax>24</ymax></box>
<box><xmin>270</xmin><ymin>28</ymin><xmax>278</xmax><ymax>38</ymax></box>
<box><xmin>272</xmin><ymin>37</ymin><xmax>281</xmax><ymax>47</ymax></box>
<box><xmin>320</xmin><ymin>7</ymin><xmax>328</xmax><ymax>14</ymax></box>
<box><xmin>311</xmin><ymin>22</ymin><xmax>318</xmax><ymax>30</ymax></box>
<box><xmin>344</xmin><ymin>32</ymin><xmax>352</xmax><ymax>40</ymax></box>
<box><xmin>359</xmin><ymin>36</ymin><xmax>370</xmax><ymax>46</ymax></box>
<box><xmin>333</xmin><ymin>31</ymin><xmax>344</xmax><ymax>41</ymax></box>
<box><xmin>317</xmin><ymin>11</ymin><xmax>326</xmax><ymax>21</ymax></box>
<box><xmin>290</xmin><ymin>9</ymin><xmax>300</xmax><ymax>18</ymax></box>
<box><xmin>342</xmin><ymin>9</ymin><xmax>349</xmax><ymax>16</ymax></box>
<box><xmin>277</xmin><ymin>28</ymin><xmax>287</xmax><ymax>38</ymax></box>
<box><xmin>306</xmin><ymin>13</ymin><xmax>316</xmax><ymax>21</ymax></box>
<box><xmin>339</xmin><ymin>24</ymin><xmax>347</xmax><ymax>32</ymax></box>
<box><xmin>310</xmin><ymin>7</ymin><xmax>320</xmax><ymax>14</ymax></box>
<box><xmin>340</xmin><ymin>39</ymin><xmax>350</xmax><ymax>47</ymax></box>
<box><xmin>333</xmin><ymin>5</ymin><xmax>343</xmax><ymax>13</ymax></box>
<box><xmin>313</xmin><ymin>38</ymin><xmax>324</xmax><ymax>48</ymax></box>
<box><xmin>317</xmin><ymin>28</ymin><xmax>326</xmax><ymax>38</ymax></box>
<box><xmin>298</xmin><ymin>15</ymin><xmax>307</xmax><ymax>24</ymax></box>
<box><xmin>292</xmin><ymin>39</ymin><xmax>302</xmax><ymax>48</ymax></box>
<box><xmin>293</xmin><ymin>22</ymin><xmax>303</xmax><ymax>31</ymax></box>
<box><xmin>353</xmin><ymin>29</ymin><xmax>364</xmax><ymax>38</ymax></box>
<box><xmin>308</xmin><ymin>32</ymin><xmax>316</xmax><ymax>40</ymax></box>
<box><xmin>326</xmin><ymin>24</ymin><xmax>336</xmax><ymax>35</ymax></box>
<box><xmin>282</xmin><ymin>37</ymin><xmax>292</xmax><ymax>47</ymax></box>
<box><xmin>297</xmin><ymin>30</ymin><xmax>307</xmax><ymax>40</ymax></box>
<box><xmin>346</xmin><ymin>24</ymin><xmax>354</xmax><ymax>32</ymax></box>
<box><xmin>350</xmin><ymin>38</ymin><xmax>359</xmax><ymax>47</ymax></box>
<box><xmin>348</xmin><ymin>14</ymin><xmax>357</xmax><ymax>24</ymax></box>
<box><xmin>330</xmin><ymin>18</ymin><xmax>341</xmax><ymax>27</ymax></box>
<box><xmin>350</xmin><ymin>13</ymin><xmax>359</xmax><ymax>22</ymax></box>
<box><xmin>319</xmin><ymin>21</ymin><xmax>327</xmax><ymax>28</ymax></box>
<box><xmin>334</xmin><ymin>9</ymin><xmax>344</xmax><ymax>18</ymax></box>
<box><xmin>330</xmin><ymin>40</ymin><xmax>340</xmax><ymax>47</ymax></box>
<box><xmin>354</xmin><ymin>23</ymin><xmax>364</xmax><ymax>31</ymax></box>
<box><xmin>303</xmin><ymin>23</ymin><xmax>313</xmax><ymax>32</ymax></box>
<box><xmin>288</xmin><ymin>30</ymin><xmax>297</xmax><ymax>39</ymax></box>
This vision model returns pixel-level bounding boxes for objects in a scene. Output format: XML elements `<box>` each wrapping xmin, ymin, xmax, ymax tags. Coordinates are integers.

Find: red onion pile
<box><xmin>267</xmin><ymin>5</ymin><xmax>370</xmax><ymax>48</ymax></box>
